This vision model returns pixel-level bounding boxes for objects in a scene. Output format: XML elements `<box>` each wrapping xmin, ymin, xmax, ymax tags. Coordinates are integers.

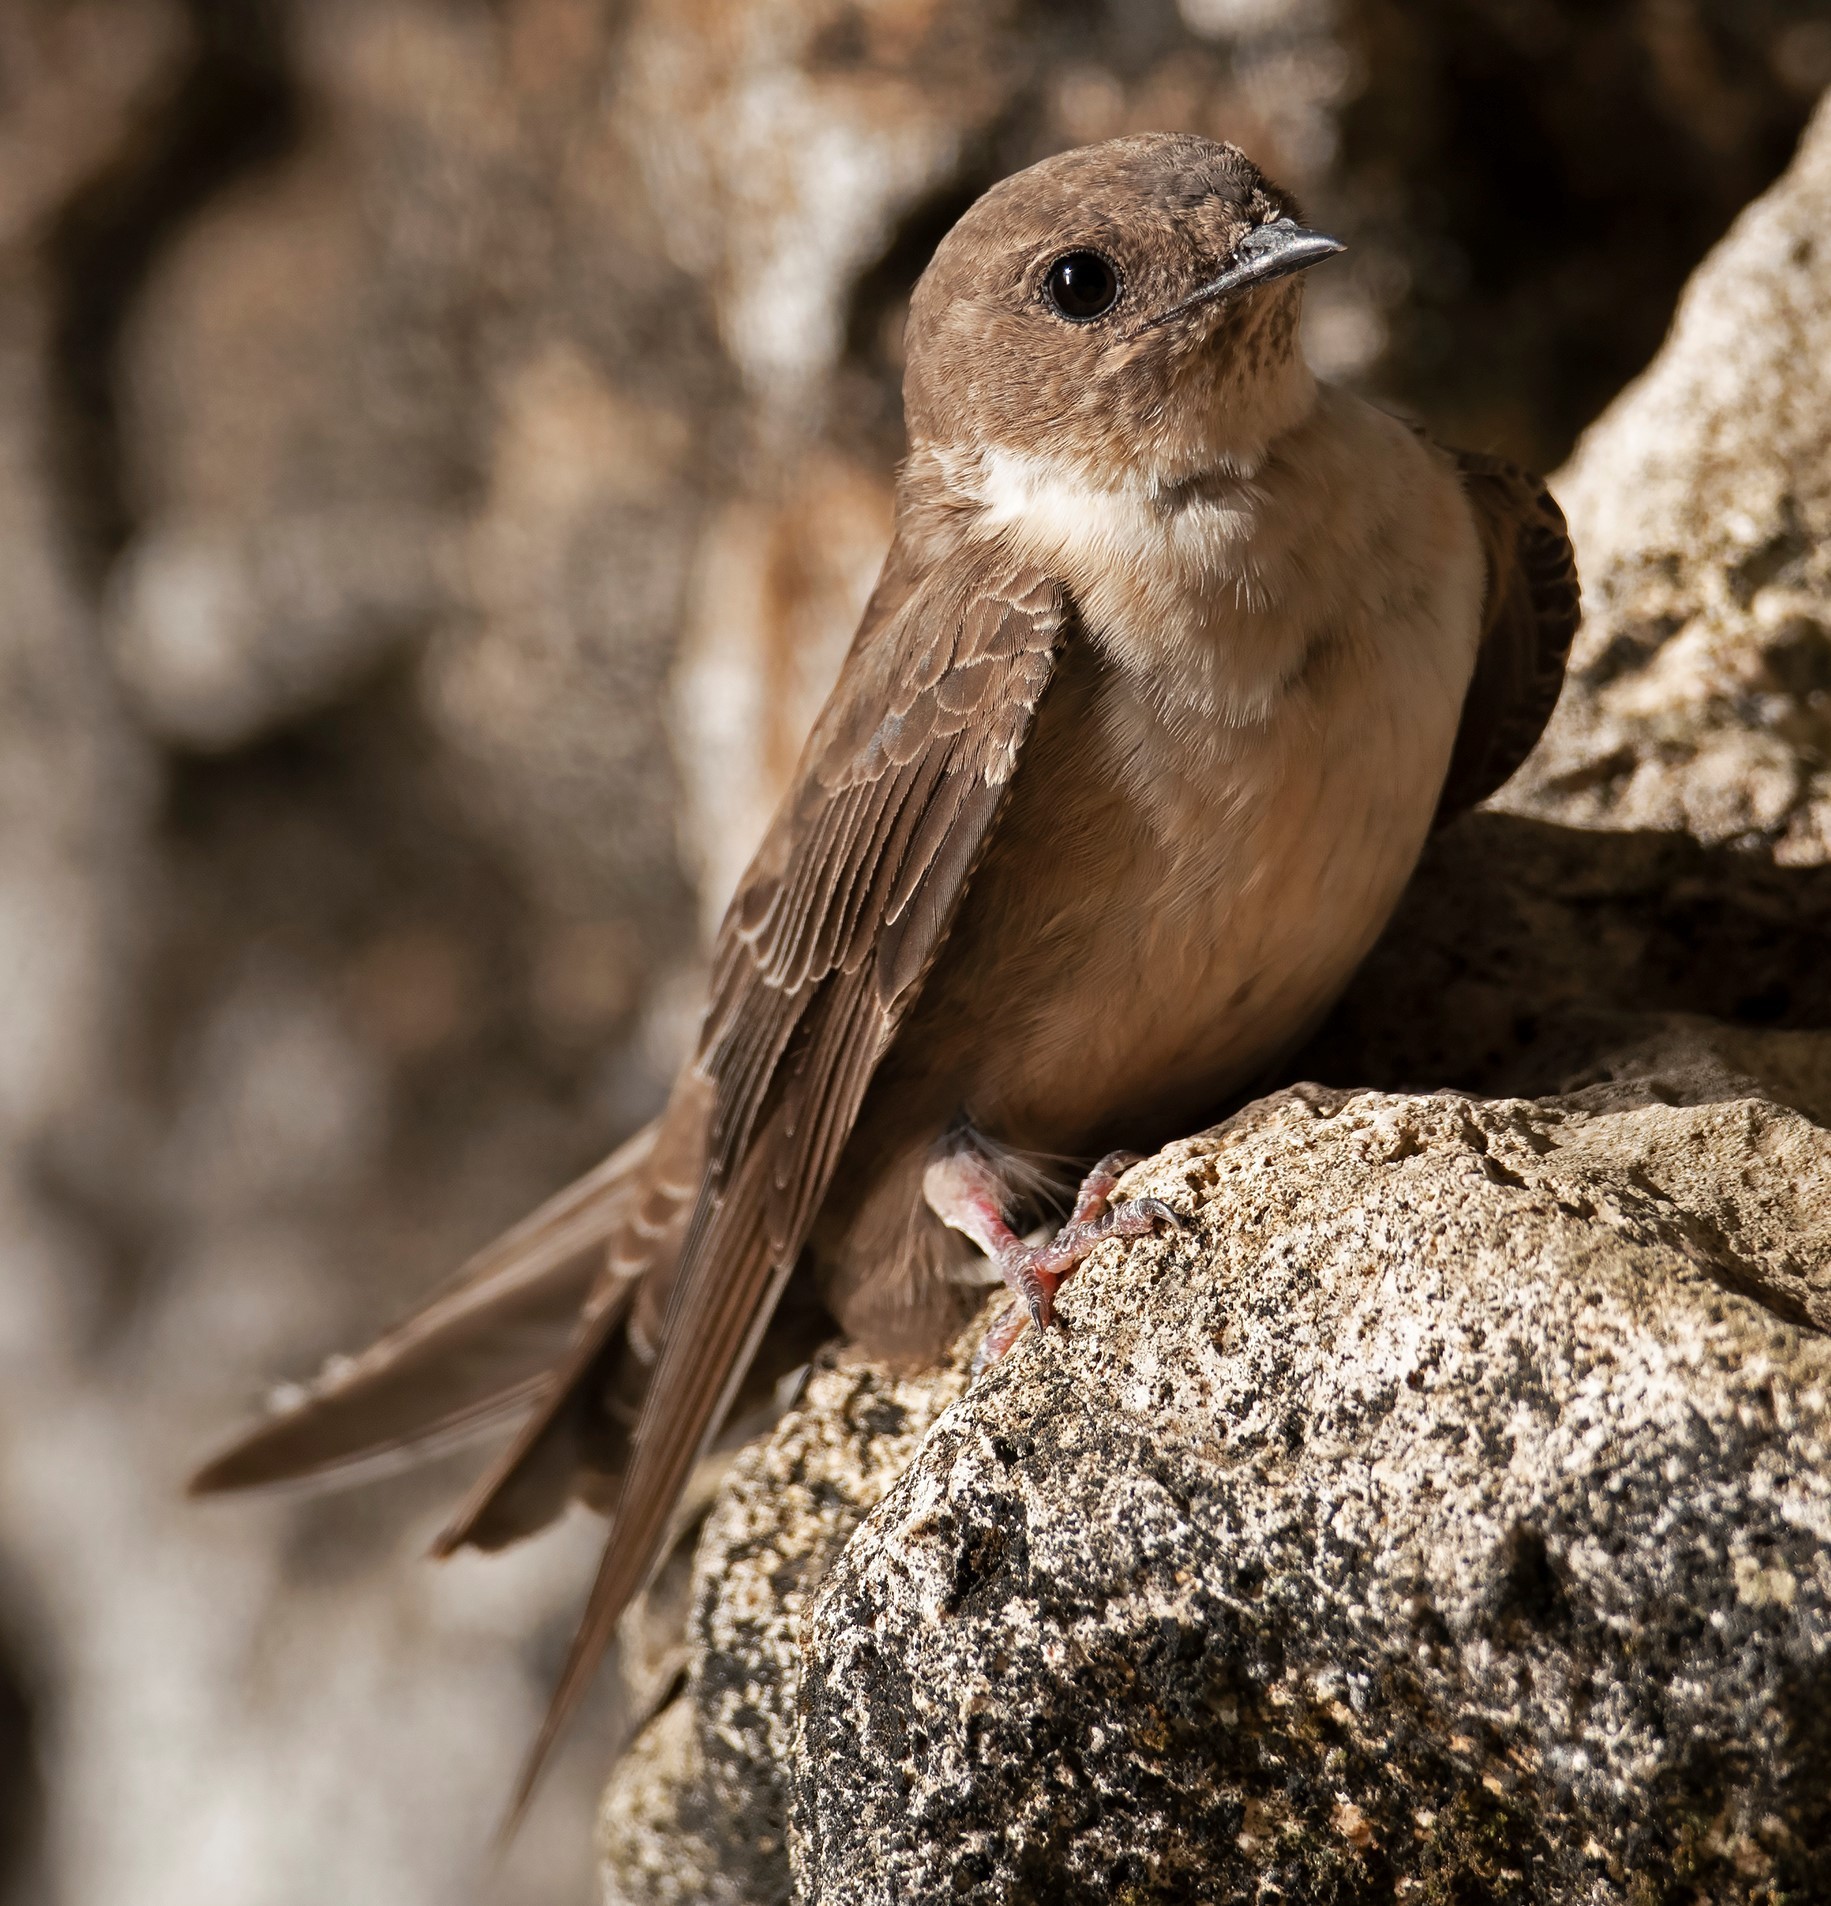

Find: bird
<box><xmin>190</xmin><ymin>132</ymin><xmax>1579</xmax><ymax>1820</ymax></box>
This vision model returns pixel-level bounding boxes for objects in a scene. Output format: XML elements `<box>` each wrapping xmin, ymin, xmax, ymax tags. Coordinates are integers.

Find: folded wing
<box><xmin>1436</xmin><ymin>450</ymin><xmax>1582</xmax><ymax>823</ymax></box>
<box><xmin>188</xmin><ymin>543</ymin><xmax>1072</xmax><ymax>1822</ymax></box>
<box><xmin>504</xmin><ymin>549</ymin><xmax>1070</xmax><ymax>1820</ymax></box>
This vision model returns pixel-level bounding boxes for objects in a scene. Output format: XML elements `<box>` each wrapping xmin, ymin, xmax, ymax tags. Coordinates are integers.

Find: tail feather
<box><xmin>429</xmin><ymin>1071</ymin><xmax>712</xmax><ymax>1558</ymax></box>
<box><xmin>496</xmin><ymin>1139</ymin><xmax>790</xmax><ymax>1843</ymax></box>
<box><xmin>427</xmin><ymin>1283</ymin><xmax>637</xmax><ymax>1558</ymax></box>
<box><xmin>188</xmin><ymin>1119</ymin><xmax>662</xmax><ymax>1499</ymax></box>
<box><xmin>499</xmin><ymin>963</ymin><xmax>884</xmax><ymax>1832</ymax></box>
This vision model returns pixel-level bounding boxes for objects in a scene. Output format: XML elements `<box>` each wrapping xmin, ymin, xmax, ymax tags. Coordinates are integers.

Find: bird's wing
<box><xmin>506</xmin><ymin>547</ymin><xmax>1070</xmax><ymax>1821</ymax></box>
<box><xmin>1434</xmin><ymin>450</ymin><xmax>1582</xmax><ymax>823</ymax></box>
<box><xmin>187</xmin><ymin>1118</ymin><xmax>664</xmax><ymax>1497</ymax></box>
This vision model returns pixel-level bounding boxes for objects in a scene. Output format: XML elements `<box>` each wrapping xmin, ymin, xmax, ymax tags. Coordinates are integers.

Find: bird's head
<box><xmin>904</xmin><ymin>134</ymin><xmax>1342</xmax><ymax>491</ymax></box>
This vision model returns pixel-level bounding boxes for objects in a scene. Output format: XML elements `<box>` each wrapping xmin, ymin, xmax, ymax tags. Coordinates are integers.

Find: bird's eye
<box><xmin>1042</xmin><ymin>250</ymin><xmax>1120</xmax><ymax>322</ymax></box>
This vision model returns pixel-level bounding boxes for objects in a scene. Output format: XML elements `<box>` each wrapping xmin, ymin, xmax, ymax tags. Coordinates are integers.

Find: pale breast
<box><xmin>936</xmin><ymin>384</ymin><xmax>1486</xmax><ymax>1148</ymax></box>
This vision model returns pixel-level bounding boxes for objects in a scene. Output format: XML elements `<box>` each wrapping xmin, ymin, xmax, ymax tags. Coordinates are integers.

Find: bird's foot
<box><xmin>923</xmin><ymin>1143</ymin><xmax>1183</xmax><ymax>1375</ymax></box>
<box><xmin>973</xmin><ymin>1185</ymin><xmax>1182</xmax><ymax>1373</ymax></box>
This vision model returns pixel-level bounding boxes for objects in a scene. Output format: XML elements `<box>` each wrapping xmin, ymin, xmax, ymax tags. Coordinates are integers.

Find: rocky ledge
<box><xmin>797</xmin><ymin>1061</ymin><xmax>1831</xmax><ymax>1905</ymax></box>
<box><xmin>598</xmin><ymin>95</ymin><xmax>1831</xmax><ymax>1906</ymax></box>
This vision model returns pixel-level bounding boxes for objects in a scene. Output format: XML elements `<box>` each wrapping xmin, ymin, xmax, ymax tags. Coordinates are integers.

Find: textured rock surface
<box><xmin>595</xmin><ymin>90</ymin><xmax>1831</xmax><ymax>1906</ymax></box>
<box><xmin>599</xmin><ymin>1349</ymin><xmax>975</xmax><ymax>1906</ymax></box>
<box><xmin>1508</xmin><ymin>87</ymin><xmax>1831</xmax><ymax>863</ymax></box>
<box><xmin>798</xmin><ymin>1067</ymin><xmax>1831</xmax><ymax>1903</ymax></box>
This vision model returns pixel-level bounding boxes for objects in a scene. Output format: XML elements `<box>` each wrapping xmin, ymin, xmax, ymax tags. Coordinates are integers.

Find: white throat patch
<box><xmin>970</xmin><ymin>445</ymin><xmax>1263</xmax><ymax>575</ymax></box>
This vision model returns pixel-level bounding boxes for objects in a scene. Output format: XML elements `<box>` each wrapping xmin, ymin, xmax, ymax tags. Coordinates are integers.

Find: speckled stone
<box><xmin>794</xmin><ymin>1057</ymin><xmax>1831</xmax><ymax>1904</ymax></box>
<box><xmin>599</xmin><ymin>1349</ymin><xmax>973</xmax><ymax>1905</ymax></box>
<box><xmin>1508</xmin><ymin>93</ymin><xmax>1831</xmax><ymax>864</ymax></box>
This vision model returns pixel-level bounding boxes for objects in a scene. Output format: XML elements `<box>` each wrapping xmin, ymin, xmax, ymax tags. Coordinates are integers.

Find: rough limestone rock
<box><xmin>797</xmin><ymin>1063</ymin><xmax>1831</xmax><ymax>1903</ymax></box>
<box><xmin>597</xmin><ymin>94</ymin><xmax>1831</xmax><ymax>1906</ymax></box>
<box><xmin>1508</xmin><ymin>88</ymin><xmax>1831</xmax><ymax>865</ymax></box>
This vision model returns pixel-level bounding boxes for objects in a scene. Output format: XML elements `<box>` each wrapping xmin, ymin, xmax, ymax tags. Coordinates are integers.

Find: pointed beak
<box><xmin>1139</xmin><ymin>218</ymin><xmax>1345</xmax><ymax>333</ymax></box>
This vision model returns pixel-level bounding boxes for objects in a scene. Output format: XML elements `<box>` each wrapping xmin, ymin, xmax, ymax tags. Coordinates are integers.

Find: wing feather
<box><xmin>500</xmin><ymin>548</ymin><xmax>1070</xmax><ymax>1824</ymax></box>
<box><xmin>429</xmin><ymin>1069</ymin><xmax>710</xmax><ymax>1556</ymax></box>
<box><xmin>1435</xmin><ymin>450</ymin><xmax>1581</xmax><ymax>823</ymax></box>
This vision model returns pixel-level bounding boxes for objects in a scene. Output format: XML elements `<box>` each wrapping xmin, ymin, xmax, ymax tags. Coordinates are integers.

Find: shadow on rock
<box><xmin>1304</xmin><ymin>810</ymin><xmax>1831</xmax><ymax>1111</ymax></box>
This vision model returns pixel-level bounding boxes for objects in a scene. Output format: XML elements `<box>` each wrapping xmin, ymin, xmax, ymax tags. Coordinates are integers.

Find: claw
<box><xmin>973</xmin><ymin>1300</ymin><xmax>1029</xmax><ymax>1375</ymax></box>
<box><xmin>1136</xmin><ymin>1196</ymin><xmax>1192</xmax><ymax>1232</ymax></box>
<box><xmin>928</xmin><ymin>1137</ymin><xmax>1185</xmax><ymax>1380</ymax></box>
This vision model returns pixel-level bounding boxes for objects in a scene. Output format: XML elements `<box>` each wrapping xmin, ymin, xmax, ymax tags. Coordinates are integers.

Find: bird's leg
<box><xmin>922</xmin><ymin>1139</ymin><xmax>1183</xmax><ymax>1370</ymax></box>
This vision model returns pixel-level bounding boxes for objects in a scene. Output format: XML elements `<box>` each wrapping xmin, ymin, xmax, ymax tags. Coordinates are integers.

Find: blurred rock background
<box><xmin>0</xmin><ymin>1</ymin><xmax>1826</xmax><ymax>1901</ymax></box>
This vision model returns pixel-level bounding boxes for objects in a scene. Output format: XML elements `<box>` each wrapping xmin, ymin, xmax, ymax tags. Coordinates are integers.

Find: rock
<box><xmin>798</xmin><ymin>1067</ymin><xmax>1831</xmax><ymax>1904</ymax></box>
<box><xmin>599</xmin><ymin>1349</ymin><xmax>974</xmax><ymax>1906</ymax></box>
<box><xmin>1335</xmin><ymin>1</ymin><xmax>1830</xmax><ymax>465</ymax></box>
<box><xmin>106</xmin><ymin>509</ymin><xmax>450</xmax><ymax>749</ymax></box>
<box><xmin>601</xmin><ymin>1024</ymin><xmax>1831</xmax><ymax>1903</ymax></box>
<box><xmin>595</xmin><ymin>86</ymin><xmax>1831</xmax><ymax>1906</ymax></box>
<box><xmin>1508</xmin><ymin>90</ymin><xmax>1831</xmax><ymax>864</ymax></box>
<box><xmin>0</xmin><ymin>19</ymin><xmax>176</xmax><ymax>1895</ymax></box>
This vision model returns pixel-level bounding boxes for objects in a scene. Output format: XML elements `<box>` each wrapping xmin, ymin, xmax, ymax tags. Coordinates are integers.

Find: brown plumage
<box><xmin>1435</xmin><ymin>450</ymin><xmax>1581</xmax><ymax>820</ymax></box>
<box><xmin>191</xmin><ymin>133</ymin><xmax>1579</xmax><ymax>1820</ymax></box>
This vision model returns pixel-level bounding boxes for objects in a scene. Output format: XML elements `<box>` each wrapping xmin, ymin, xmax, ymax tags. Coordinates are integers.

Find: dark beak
<box><xmin>1138</xmin><ymin>219</ymin><xmax>1345</xmax><ymax>333</ymax></box>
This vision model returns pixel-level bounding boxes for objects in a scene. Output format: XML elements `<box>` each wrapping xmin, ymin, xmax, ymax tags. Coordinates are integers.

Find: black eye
<box><xmin>1042</xmin><ymin>250</ymin><xmax>1120</xmax><ymax>322</ymax></box>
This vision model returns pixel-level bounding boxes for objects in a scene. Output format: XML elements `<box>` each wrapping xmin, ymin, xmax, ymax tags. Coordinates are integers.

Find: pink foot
<box><xmin>922</xmin><ymin>1143</ymin><xmax>1184</xmax><ymax>1373</ymax></box>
